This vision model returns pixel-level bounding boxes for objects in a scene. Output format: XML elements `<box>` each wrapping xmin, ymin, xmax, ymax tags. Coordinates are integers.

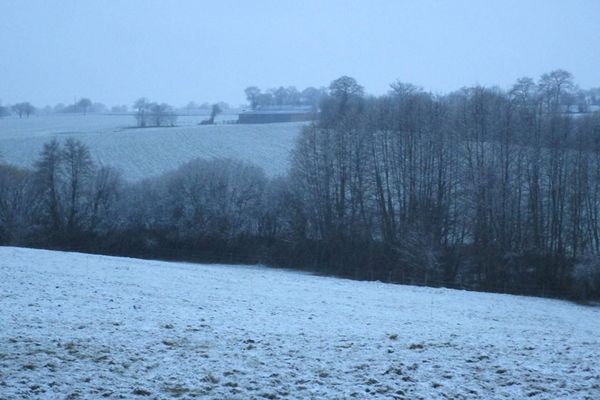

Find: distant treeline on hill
<box><xmin>2</xmin><ymin>70</ymin><xmax>600</xmax><ymax>301</ymax></box>
<box><xmin>243</xmin><ymin>85</ymin><xmax>327</xmax><ymax>110</ymax></box>
<box><xmin>0</xmin><ymin>98</ymin><xmax>234</xmax><ymax>119</ymax></box>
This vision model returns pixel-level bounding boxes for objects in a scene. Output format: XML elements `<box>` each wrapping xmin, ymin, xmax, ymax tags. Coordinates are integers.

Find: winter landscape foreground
<box><xmin>0</xmin><ymin>247</ymin><xmax>598</xmax><ymax>399</ymax></box>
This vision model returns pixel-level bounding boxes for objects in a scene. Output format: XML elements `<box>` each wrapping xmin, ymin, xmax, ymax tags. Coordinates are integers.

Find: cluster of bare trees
<box><xmin>0</xmin><ymin>139</ymin><xmax>122</xmax><ymax>246</ymax></box>
<box><xmin>244</xmin><ymin>86</ymin><xmax>326</xmax><ymax>110</ymax></box>
<box><xmin>282</xmin><ymin>72</ymin><xmax>600</xmax><ymax>298</ymax></box>
<box><xmin>0</xmin><ymin>142</ymin><xmax>268</xmax><ymax>260</ymax></box>
<box><xmin>2</xmin><ymin>71</ymin><xmax>600</xmax><ymax>300</ymax></box>
<box><xmin>11</xmin><ymin>102</ymin><xmax>36</xmax><ymax>118</ymax></box>
<box><xmin>133</xmin><ymin>98</ymin><xmax>177</xmax><ymax>127</ymax></box>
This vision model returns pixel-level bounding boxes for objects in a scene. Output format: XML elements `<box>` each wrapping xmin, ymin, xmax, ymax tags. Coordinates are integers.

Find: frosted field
<box><xmin>1</xmin><ymin>247</ymin><xmax>599</xmax><ymax>399</ymax></box>
<box><xmin>0</xmin><ymin>114</ymin><xmax>304</xmax><ymax>180</ymax></box>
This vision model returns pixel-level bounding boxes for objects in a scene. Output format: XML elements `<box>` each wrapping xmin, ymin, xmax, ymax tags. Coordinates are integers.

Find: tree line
<box><xmin>0</xmin><ymin>98</ymin><xmax>231</xmax><ymax>120</ymax></box>
<box><xmin>2</xmin><ymin>70</ymin><xmax>600</xmax><ymax>300</ymax></box>
<box><xmin>244</xmin><ymin>86</ymin><xmax>326</xmax><ymax>110</ymax></box>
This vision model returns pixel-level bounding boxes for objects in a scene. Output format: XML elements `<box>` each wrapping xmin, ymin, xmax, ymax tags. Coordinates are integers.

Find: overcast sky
<box><xmin>1</xmin><ymin>0</ymin><xmax>599</xmax><ymax>107</ymax></box>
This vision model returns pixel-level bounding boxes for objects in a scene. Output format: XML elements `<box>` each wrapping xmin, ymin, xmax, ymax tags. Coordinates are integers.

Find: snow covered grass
<box><xmin>0</xmin><ymin>114</ymin><xmax>303</xmax><ymax>180</ymax></box>
<box><xmin>1</xmin><ymin>246</ymin><xmax>599</xmax><ymax>399</ymax></box>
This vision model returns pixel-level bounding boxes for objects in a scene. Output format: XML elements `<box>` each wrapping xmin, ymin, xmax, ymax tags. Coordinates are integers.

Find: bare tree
<box><xmin>0</xmin><ymin>164</ymin><xmax>31</xmax><ymax>243</ymax></box>
<box><xmin>76</xmin><ymin>98</ymin><xmax>92</xmax><ymax>115</ymax></box>
<box><xmin>244</xmin><ymin>86</ymin><xmax>261</xmax><ymax>110</ymax></box>
<box><xmin>328</xmin><ymin>76</ymin><xmax>364</xmax><ymax>98</ymax></box>
<box><xmin>538</xmin><ymin>69</ymin><xmax>574</xmax><ymax>113</ymax></box>
<box><xmin>33</xmin><ymin>140</ymin><xmax>65</xmax><ymax>237</ymax></box>
<box><xmin>89</xmin><ymin>166</ymin><xmax>123</xmax><ymax>235</ymax></box>
<box><xmin>133</xmin><ymin>98</ymin><xmax>150</xmax><ymax>127</ymax></box>
<box><xmin>210</xmin><ymin>103</ymin><xmax>222</xmax><ymax>121</ymax></box>
<box><xmin>201</xmin><ymin>103</ymin><xmax>222</xmax><ymax>125</ymax></box>
<box><xmin>62</xmin><ymin>138</ymin><xmax>95</xmax><ymax>238</ymax></box>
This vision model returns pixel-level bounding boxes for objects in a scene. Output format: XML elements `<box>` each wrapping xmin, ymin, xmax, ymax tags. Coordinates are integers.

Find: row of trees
<box><xmin>244</xmin><ymin>86</ymin><xmax>326</xmax><ymax>110</ymax></box>
<box><xmin>0</xmin><ymin>97</ymin><xmax>217</xmax><ymax>127</ymax></box>
<box><xmin>2</xmin><ymin>71</ymin><xmax>600</xmax><ymax>300</ymax></box>
<box><xmin>61</xmin><ymin>98</ymin><xmax>94</xmax><ymax>114</ymax></box>
<box><xmin>0</xmin><ymin>143</ymin><xmax>263</xmax><ymax>259</ymax></box>
<box><xmin>0</xmin><ymin>99</ymin><xmax>103</xmax><ymax>117</ymax></box>
<box><xmin>242</xmin><ymin>83</ymin><xmax>600</xmax><ymax>114</ymax></box>
<box><xmin>3</xmin><ymin>81</ymin><xmax>598</xmax><ymax>120</ymax></box>
<box><xmin>283</xmin><ymin>71</ymin><xmax>600</xmax><ymax>298</ymax></box>
<box><xmin>184</xmin><ymin>101</ymin><xmax>230</xmax><ymax>115</ymax></box>
<box><xmin>0</xmin><ymin>93</ymin><xmax>238</xmax><ymax>119</ymax></box>
<box><xmin>0</xmin><ymin>99</ymin><xmax>202</xmax><ymax>118</ymax></box>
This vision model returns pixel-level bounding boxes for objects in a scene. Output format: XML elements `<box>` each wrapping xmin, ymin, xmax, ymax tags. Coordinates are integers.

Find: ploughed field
<box><xmin>0</xmin><ymin>114</ymin><xmax>303</xmax><ymax>180</ymax></box>
<box><xmin>1</xmin><ymin>247</ymin><xmax>599</xmax><ymax>399</ymax></box>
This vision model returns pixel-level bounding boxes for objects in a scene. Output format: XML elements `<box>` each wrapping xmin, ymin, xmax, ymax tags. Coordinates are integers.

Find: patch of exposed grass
<box><xmin>318</xmin><ymin>371</ymin><xmax>330</xmax><ymax>378</ymax></box>
<box><xmin>132</xmin><ymin>388</ymin><xmax>151</xmax><ymax>396</ymax></box>
<box><xmin>203</xmin><ymin>373</ymin><xmax>220</xmax><ymax>384</ymax></box>
<box><xmin>163</xmin><ymin>384</ymin><xmax>191</xmax><ymax>395</ymax></box>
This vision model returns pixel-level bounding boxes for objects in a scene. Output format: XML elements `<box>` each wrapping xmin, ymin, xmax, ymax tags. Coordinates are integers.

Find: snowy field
<box><xmin>0</xmin><ymin>114</ymin><xmax>303</xmax><ymax>180</ymax></box>
<box><xmin>1</xmin><ymin>248</ymin><xmax>599</xmax><ymax>399</ymax></box>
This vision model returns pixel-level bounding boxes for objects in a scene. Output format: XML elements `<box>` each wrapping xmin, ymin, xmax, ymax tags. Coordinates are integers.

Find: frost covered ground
<box><xmin>1</xmin><ymin>247</ymin><xmax>599</xmax><ymax>399</ymax></box>
<box><xmin>0</xmin><ymin>114</ymin><xmax>302</xmax><ymax>180</ymax></box>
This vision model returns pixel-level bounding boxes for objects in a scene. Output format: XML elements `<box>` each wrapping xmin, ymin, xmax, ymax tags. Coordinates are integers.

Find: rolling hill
<box><xmin>0</xmin><ymin>114</ymin><xmax>304</xmax><ymax>180</ymax></box>
<box><xmin>1</xmin><ymin>247</ymin><xmax>598</xmax><ymax>399</ymax></box>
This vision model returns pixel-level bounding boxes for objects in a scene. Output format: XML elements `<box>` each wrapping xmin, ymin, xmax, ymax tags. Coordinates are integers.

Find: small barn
<box><xmin>238</xmin><ymin>106</ymin><xmax>316</xmax><ymax>124</ymax></box>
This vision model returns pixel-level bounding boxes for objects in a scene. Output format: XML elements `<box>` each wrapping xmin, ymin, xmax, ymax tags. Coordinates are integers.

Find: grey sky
<box><xmin>1</xmin><ymin>0</ymin><xmax>599</xmax><ymax>107</ymax></box>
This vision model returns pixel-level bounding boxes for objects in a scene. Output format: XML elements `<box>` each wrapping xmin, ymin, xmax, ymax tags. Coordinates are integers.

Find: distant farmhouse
<box><xmin>238</xmin><ymin>105</ymin><xmax>316</xmax><ymax>124</ymax></box>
